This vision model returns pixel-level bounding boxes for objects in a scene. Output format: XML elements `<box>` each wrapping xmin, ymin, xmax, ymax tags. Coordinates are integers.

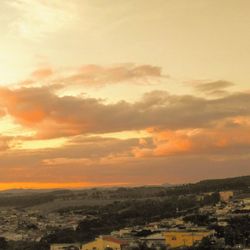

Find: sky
<box><xmin>0</xmin><ymin>0</ymin><xmax>250</xmax><ymax>190</ymax></box>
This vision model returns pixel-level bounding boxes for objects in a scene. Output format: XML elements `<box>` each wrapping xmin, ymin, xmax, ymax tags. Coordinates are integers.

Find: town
<box><xmin>0</xmin><ymin>176</ymin><xmax>249</xmax><ymax>250</ymax></box>
<box><xmin>49</xmin><ymin>191</ymin><xmax>250</xmax><ymax>249</ymax></box>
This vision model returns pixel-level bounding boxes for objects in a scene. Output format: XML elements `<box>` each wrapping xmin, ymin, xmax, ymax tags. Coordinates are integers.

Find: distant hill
<box><xmin>0</xmin><ymin>175</ymin><xmax>249</xmax><ymax>211</ymax></box>
<box><xmin>0</xmin><ymin>188</ymin><xmax>67</xmax><ymax>195</ymax></box>
<box><xmin>161</xmin><ymin>183</ymin><xmax>174</xmax><ymax>187</ymax></box>
<box><xmin>169</xmin><ymin>175</ymin><xmax>250</xmax><ymax>195</ymax></box>
<box><xmin>196</xmin><ymin>175</ymin><xmax>250</xmax><ymax>190</ymax></box>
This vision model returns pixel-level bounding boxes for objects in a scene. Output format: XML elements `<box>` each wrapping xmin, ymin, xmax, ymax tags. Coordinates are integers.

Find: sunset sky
<box><xmin>0</xmin><ymin>0</ymin><xmax>250</xmax><ymax>190</ymax></box>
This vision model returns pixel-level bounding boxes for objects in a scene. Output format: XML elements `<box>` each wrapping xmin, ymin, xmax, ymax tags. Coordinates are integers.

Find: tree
<box><xmin>0</xmin><ymin>237</ymin><xmax>8</xmax><ymax>250</ymax></box>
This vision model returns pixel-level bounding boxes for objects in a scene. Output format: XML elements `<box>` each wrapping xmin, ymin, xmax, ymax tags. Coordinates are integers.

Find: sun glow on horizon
<box><xmin>0</xmin><ymin>182</ymin><xmax>130</xmax><ymax>191</ymax></box>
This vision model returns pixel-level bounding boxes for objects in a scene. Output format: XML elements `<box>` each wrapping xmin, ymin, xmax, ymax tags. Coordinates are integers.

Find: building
<box><xmin>111</xmin><ymin>228</ymin><xmax>133</xmax><ymax>238</ymax></box>
<box><xmin>140</xmin><ymin>232</ymin><xmax>166</xmax><ymax>248</ymax></box>
<box><xmin>164</xmin><ymin>230</ymin><xmax>214</xmax><ymax>248</ymax></box>
<box><xmin>82</xmin><ymin>236</ymin><xmax>129</xmax><ymax>250</ymax></box>
<box><xmin>219</xmin><ymin>191</ymin><xmax>233</xmax><ymax>202</ymax></box>
<box><xmin>50</xmin><ymin>243</ymin><xmax>82</xmax><ymax>250</ymax></box>
<box><xmin>242</xmin><ymin>198</ymin><xmax>250</xmax><ymax>210</ymax></box>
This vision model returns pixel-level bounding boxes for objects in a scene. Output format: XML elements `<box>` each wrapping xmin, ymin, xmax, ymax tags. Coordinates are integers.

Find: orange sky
<box><xmin>0</xmin><ymin>0</ymin><xmax>250</xmax><ymax>190</ymax></box>
<box><xmin>0</xmin><ymin>182</ymin><xmax>129</xmax><ymax>191</ymax></box>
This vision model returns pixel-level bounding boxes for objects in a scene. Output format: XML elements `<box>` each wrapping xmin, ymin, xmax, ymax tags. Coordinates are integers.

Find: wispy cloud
<box><xmin>191</xmin><ymin>80</ymin><xmax>234</xmax><ymax>96</ymax></box>
<box><xmin>7</xmin><ymin>0</ymin><xmax>77</xmax><ymax>40</ymax></box>
<box><xmin>21</xmin><ymin>64</ymin><xmax>164</xmax><ymax>88</ymax></box>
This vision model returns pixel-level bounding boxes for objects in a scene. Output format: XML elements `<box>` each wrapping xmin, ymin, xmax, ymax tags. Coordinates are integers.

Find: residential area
<box><xmin>0</xmin><ymin>176</ymin><xmax>249</xmax><ymax>250</ymax></box>
<box><xmin>50</xmin><ymin>191</ymin><xmax>250</xmax><ymax>250</ymax></box>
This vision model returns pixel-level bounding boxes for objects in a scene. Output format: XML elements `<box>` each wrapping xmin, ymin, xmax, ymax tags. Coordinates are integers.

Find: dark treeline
<box><xmin>0</xmin><ymin>193</ymin><xmax>55</xmax><ymax>207</ymax></box>
<box><xmin>0</xmin><ymin>175</ymin><xmax>249</xmax><ymax>208</ymax></box>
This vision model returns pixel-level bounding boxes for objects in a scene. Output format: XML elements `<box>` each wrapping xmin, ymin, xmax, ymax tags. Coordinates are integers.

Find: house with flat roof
<box><xmin>82</xmin><ymin>236</ymin><xmax>129</xmax><ymax>250</ymax></box>
<box><xmin>164</xmin><ymin>229</ymin><xmax>214</xmax><ymax>248</ymax></box>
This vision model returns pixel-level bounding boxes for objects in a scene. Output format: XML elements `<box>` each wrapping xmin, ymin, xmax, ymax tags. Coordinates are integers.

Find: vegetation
<box><xmin>0</xmin><ymin>176</ymin><xmax>248</xmax><ymax>209</ymax></box>
<box><xmin>0</xmin><ymin>175</ymin><xmax>249</xmax><ymax>249</ymax></box>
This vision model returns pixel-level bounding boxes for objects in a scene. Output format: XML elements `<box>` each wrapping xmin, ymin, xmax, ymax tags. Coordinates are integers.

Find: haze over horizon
<box><xmin>0</xmin><ymin>0</ymin><xmax>250</xmax><ymax>190</ymax></box>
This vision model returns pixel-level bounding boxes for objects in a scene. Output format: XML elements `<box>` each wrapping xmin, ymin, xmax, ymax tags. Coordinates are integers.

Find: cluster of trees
<box><xmin>0</xmin><ymin>237</ymin><xmax>42</xmax><ymax>250</ymax></box>
<box><xmin>184</xmin><ymin>215</ymin><xmax>250</xmax><ymax>249</ymax></box>
<box><xmin>182</xmin><ymin>237</ymin><xmax>225</xmax><ymax>250</ymax></box>
<box><xmin>0</xmin><ymin>193</ymin><xmax>56</xmax><ymax>208</ymax></box>
<box><xmin>186</xmin><ymin>175</ymin><xmax>250</xmax><ymax>194</ymax></box>
<box><xmin>216</xmin><ymin>216</ymin><xmax>250</xmax><ymax>247</ymax></box>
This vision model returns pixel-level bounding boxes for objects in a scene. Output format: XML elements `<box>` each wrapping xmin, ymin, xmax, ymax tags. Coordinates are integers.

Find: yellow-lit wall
<box><xmin>82</xmin><ymin>237</ymin><xmax>122</xmax><ymax>250</ymax></box>
<box><xmin>50</xmin><ymin>243</ymin><xmax>81</xmax><ymax>250</ymax></box>
<box><xmin>219</xmin><ymin>191</ymin><xmax>233</xmax><ymax>202</ymax></box>
<box><xmin>164</xmin><ymin>231</ymin><xmax>212</xmax><ymax>248</ymax></box>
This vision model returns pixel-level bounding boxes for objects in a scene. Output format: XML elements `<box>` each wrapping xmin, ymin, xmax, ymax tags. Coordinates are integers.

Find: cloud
<box><xmin>0</xmin><ymin>136</ymin><xmax>12</xmax><ymax>151</ymax></box>
<box><xmin>1</xmin><ymin>87</ymin><xmax>250</xmax><ymax>139</ymax></box>
<box><xmin>31</xmin><ymin>67</ymin><xmax>54</xmax><ymax>79</ymax></box>
<box><xmin>21</xmin><ymin>64</ymin><xmax>164</xmax><ymax>88</ymax></box>
<box><xmin>133</xmin><ymin>125</ymin><xmax>250</xmax><ymax>158</ymax></box>
<box><xmin>0</xmin><ymin>82</ymin><xmax>250</xmax><ymax>186</ymax></box>
<box><xmin>63</xmin><ymin>64</ymin><xmax>163</xmax><ymax>86</ymax></box>
<box><xmin>0</xmin><ymin>108</ymin><xmax>6</xmax><ymax>118</ymax></box>
<box><xmin>0</xmin><ymin>116</ymin><xmax>250</xmax><ymax>185</ymax></box>
<box><xmin>0</xmin><ymin>133</ymin><xmax>250</xmax><ymax>185</ymax></box>
<box><xmin>7</xmin><ymin>0</ymin><xmax>77</xmax><ymax>40</ymax></box>
<box><xmin>195</xmin><ymin>80</ymin><xmax>234</xmax><ymax>92</ymax></box>
<box><xmin>0</xmin><ymin>134</ymin><xmax>142</xmax><ymax>183</ymax></box>
<box><xmin>193</xmin><ymin>80</ymin><xmax>234</xmax><ymax>96</ymax></box>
